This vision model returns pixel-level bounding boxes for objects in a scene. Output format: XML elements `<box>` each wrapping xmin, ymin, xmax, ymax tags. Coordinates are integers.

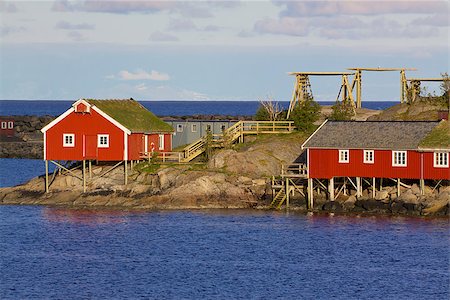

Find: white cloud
<box><xmin>118</xmin><ymin>69</ymin><xmax>170</xmax><ymax>81</ymax></box>
<box><xmin>0</xmin><ymin>1</ymin><xmax>17</xmax><ymax>13</ymax></box>
<box><xmin>55</xmin><ymin>20</ymin><xmax>95</xmax><ymax>30</ymax></box>
<box><xmin>167</xmin><ymin>19</ymin><xmax>198</xmax><ymax>31</ymax></box>
<box><xmin>254</xmin><ymin>17</ymin><xmax>309</xmax><ymax>36</ymax></box>
<box><xmin>275</xmin><ymin>0</ymin><xmax>448</xmax><ymax>17</ymax></box>
<box><xmin>149</xmin><ymin>31</ymin><xmax>179</xmax><ymax>42</ymax></box>
<box><xmin>52</xmin><ymin>0</ymin><xmax>175</xmax><ymax>14</ymax></box>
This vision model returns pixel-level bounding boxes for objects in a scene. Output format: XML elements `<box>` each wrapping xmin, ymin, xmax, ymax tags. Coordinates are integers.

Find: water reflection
<box><xmin>42</xmin><ymin>208</ymin><xmax>140</xmax><ymax>225</ymax></box>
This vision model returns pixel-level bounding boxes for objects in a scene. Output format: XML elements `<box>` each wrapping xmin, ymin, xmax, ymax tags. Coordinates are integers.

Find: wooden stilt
<box><xmin>131</xmin><ymin>160</ymin><xmax>133</xmax><ymax>170</ymax></box>
<box><xmin>372</xmin><ymin>177</ymin><xmax>376</xmax><ymax>199</ymax></box>
<box><xmin>308</xmin><ymin>178</ymin><xmax>314</xmax><ymax>210</ymax></box>
<box><xmin>420</xmin><ymin>179</ymin><xmax>425</xmax><ymax>195</ymax></box>
<box><xmin>82</xmin><ymin>160</ymin><xmax>86</xmax><ymax>193</ymax></box>
<box><xmin>329</xmin><ymin>177</ymin><xmax>335</xmax><ymax>201</ymax></box>
<box><xmin>45</xmin><ymin>160</ymin><xmax>49</xmax><ymax>193</ymax></box>
<box><xmin>88</xmin><ymin>160</ymin><xmax>92</xmax><ymax>179</ymax></box>
<box><xmin>397</xmin><ymin>178</ymin><xmax>401</xmax><ymax>197</ymax></box>
<box><xmin>380</xmin><ymin>178</ymin><xmax>383</xmax><ymax>191</ymax></box>
<box><xmin>343</xmin><ymin>178</ymin><xmax>347</xmax><ymax>196</ymax></box>
<box><xmin>124</xmin><ymin>160</ymin><xmax>128</xmax><ymax>185</ymax></box>
<box><xmin>356</xmin><ymin>177</ymin><xmax>361</xmax><ymax>197</ymax></box>
<box><xmin>285</xmin><ymin>177</ymin><xmax>290</xmax><ymax>210</ymax></box>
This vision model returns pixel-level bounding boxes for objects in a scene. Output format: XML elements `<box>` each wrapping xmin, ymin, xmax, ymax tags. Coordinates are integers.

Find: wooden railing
<box><xmin>281</xmin><ymin>163</ymin><xmax>308</xmax><ymax>177</ymax></box>
<box><xmin>140</xmin><ymin>121</ymin><xmax>296</xmax><ymax>163</ymax></box>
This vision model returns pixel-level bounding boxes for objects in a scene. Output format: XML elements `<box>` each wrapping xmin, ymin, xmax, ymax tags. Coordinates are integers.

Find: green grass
<box><xmin>419</xmin><ymin>120</ymin><xmax>450</xmax><ymax>148</ymax></box>
<box><xmin>134</xmin><ymin>162</ymin><xmax>161</xmax><ymax>174</ymax></box>
<box><xmin>87</xmin><ymin>99</ymin><xmax>174</xmax><ymax>133</ymax></box>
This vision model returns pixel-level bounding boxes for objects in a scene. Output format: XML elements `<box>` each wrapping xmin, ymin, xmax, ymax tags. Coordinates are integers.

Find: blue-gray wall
<box><xmin>165</xmin><ymin>120</ymin><xmax>236</xmax><ymax>149</ymax></box>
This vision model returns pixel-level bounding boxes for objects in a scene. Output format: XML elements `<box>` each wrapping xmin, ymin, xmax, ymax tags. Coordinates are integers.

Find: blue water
<box><xmin>0</xmin><ymin>158</ymin><xmax>56</xmax><ymax>188</ymax></box>
<box><xmin>0</xmin><ymin>207</ymin><xmax>448</xmax><ymax>299</ymax></box>
<box><xmin>0</xmin><ymin>100</ymin><xmax>398</xmax><ymax>117</ymax></box>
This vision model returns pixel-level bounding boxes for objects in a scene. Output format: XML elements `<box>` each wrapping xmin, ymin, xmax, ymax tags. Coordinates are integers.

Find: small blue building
<box><xmin>165</xmin><ymin>120</ymin><xmax>237</xmax><ymax>148</ymax></box>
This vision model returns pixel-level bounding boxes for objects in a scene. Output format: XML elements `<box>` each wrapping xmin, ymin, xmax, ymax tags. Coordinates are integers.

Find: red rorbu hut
<box><xmin>301</xmin><ymin>120</ymin><xmax>449</xmax><ymax>206</ymax></box>
<box><xmin>41</xmin><ymin>98</ymin><xmax>174</xmax><ymax>191</ymax></box>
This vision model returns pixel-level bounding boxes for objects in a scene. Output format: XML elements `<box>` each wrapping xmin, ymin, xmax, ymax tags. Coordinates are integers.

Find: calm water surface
<box><xmin>0</xmin><ymin>207</ymin><xmax>448</xmax><ymax>299</ymax></box>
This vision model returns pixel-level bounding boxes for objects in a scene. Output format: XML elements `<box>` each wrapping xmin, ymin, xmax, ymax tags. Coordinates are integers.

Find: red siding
<box><xmin>422</xmin><ymin>152</ymin><xmax>450</xmax><ymax>180</ymax></box>
<box><xmin>308</xmin><ymin>148</ymin><xmax>448</xmax><ymax>180</ymax></box>
<box><xmin>45</xmin><ymin>110</ymin><xmax>125</xmax><ymax>161</ymax></box>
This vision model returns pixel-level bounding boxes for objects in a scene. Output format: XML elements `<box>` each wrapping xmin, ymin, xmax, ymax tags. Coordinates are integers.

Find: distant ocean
<box><xmin>0</xmin><ymin>100</ymin><xmax>398</xmax><ymax>117</ymax></box>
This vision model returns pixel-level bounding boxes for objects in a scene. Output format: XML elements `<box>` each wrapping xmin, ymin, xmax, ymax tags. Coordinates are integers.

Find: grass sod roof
<box><xmin>419</xmin><ymin>120</ymin><xmax>450</xmax><ymax>150</ymax></box>
<box><xmin>86</xmin><ymin>99</ymin><xmax>174</xmax><ymax>133</ymax></box>
<box><xmin>302</xmin><ymin>121</ymin><xmax>440</xmax><ymax>150</ymax></box>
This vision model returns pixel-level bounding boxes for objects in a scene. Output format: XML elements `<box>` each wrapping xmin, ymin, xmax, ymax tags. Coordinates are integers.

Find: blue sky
<box><xmin>0</xmin><ymin>0</ymin><xmax>448</xmax><ymax>101</ymax></box>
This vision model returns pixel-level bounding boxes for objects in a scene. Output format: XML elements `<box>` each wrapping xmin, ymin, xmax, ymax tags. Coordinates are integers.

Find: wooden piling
<box><xmin>45</xmin><ymin>160</ymin><xmax>49</xmax><ymax>193</ymax></box>
<box><xmin>356</xmin><ymin>177</ymin><xmax>361</xmax><ymax>197</ymax></box>
<box><xmin>397</xmin><ymin>178</ymin><xmax>401</xmax><ymax>196</ymax></box>
<box><xmin>372</xmin><ymin>177</ymin><xmax>376</xmax><ymax>199</ymax></box>
<box><xmin>82</xmin><ymin>160</ymin><xmax>86</xmax><ymax>193</ymax></box>
<box><xmin>308</xmin><ymin>178</ymin><xmax>314</xmax><ymax>210</ymax></box>
<box><xmin>329</xmin><ymin>177</ymin><xmax>335</xmax><ymax>201</ymax></box>
<box><xmin>88</xmin><ymin>160</ymin><xmax>92</xmax><ymax>179</ymax></box>
<box><xmin>124</xmin><ymin>160</ymin><xmax>128</xmax><ymax>185</ymax></box>
<box><xmin>285</xmin><ymin>177</ymin><xmax>289</xmax><ymax>210</ymax></box>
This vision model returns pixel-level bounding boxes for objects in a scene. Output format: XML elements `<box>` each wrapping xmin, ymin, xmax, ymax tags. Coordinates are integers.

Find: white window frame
<box><xmin>1</xmin><ymin>122</ymin><xmax>6</xmax><ymax>129</ymax></box>
<box><xmin>363</xmin><ymin>150</ymin><xmax>374</xmax><ymax>164</ymax></box>
<box><xmin>97</xmin><ymin>134</ymin><xmax>109</xmax><ymax>148</ymax></box>
<box><xmin>433</xmin><ymin>152</ymin><xmax>449</xmax><ymax>168</ymax></box>
<box><xmin>7</xmin><ymin>121</ymin><xmax>13</xmax><ymax>129</ymax></box>
<box><xmin>159</xmin><ymin>134</ymin><xmax>164</xmax><ymax>150</ymax></box>
<box><xmin>338</xmin><ymin>149</ymin><xmax>349</xmax><ymax>163</ymax></box>
<box><xmin>392</xmin><ymin>151</ymin><xmax>407</xmax><ymax>167</ymax></box>
<box><xmin>63</xmin><ymin>133</ymin><xmax>75</xmax><ymax>147</ymax></box>
<box><xmin>191</xmin><ymin>124</ymin><xmax>197</xmax><ymax>133</ymax></box>
<box><xmin>177</xmin><ymin>124</ymin><xmax>183</xmax><ymax>132</ymax></box>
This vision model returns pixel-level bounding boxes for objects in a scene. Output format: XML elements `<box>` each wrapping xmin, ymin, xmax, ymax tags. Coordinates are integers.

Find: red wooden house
<box><xmin>41</xmin><ymin>98</ymin><xmax>174</xmax><ymax>191</ymax></box>
<box><xmin>41</xmin><ymin>98</ymin><xmax>174</xmax><ymax>162</ymax></box>
<box><xmin>301</xmin><ymin>120</ymin><xmax>449</xmax><ymax>204</ymax></box>
<box><xmin>0</xmin><ymin>119</ymin><xmax>14</xmax><ymax>137</ymax></box>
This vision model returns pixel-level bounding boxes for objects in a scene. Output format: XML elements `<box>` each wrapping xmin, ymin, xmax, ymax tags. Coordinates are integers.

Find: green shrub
<box><xmin>289</xmin><ymin>98</ymin><xmax>321</xmax><ymax>132</ymax></box>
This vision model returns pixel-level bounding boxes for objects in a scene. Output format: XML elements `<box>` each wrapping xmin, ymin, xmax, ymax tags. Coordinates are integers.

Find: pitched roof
<box><xmin>302</xmin><ymin>120</ymin><xmax>440</xmax><ymax>150</ymax></box>
<box><xmin>419</xmin><ymin>120</ymin><xmax>450</xmax><ymax>150</ymax></box>
<box><xmin>85</xmin><ymin>99</ymin><xmax>173</xmax><ymax>133</ymax></box>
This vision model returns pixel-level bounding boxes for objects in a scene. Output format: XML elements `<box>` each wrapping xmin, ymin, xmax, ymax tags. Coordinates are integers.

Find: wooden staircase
<box><xmin>141</xmin><ymin>120</ymin><xmax>295</xmax><ymax>163</ymax></box>
<box><xmin>270</xmin><ymin>163</ymin><xmax>308</xmax><ymax>210</ymax></box>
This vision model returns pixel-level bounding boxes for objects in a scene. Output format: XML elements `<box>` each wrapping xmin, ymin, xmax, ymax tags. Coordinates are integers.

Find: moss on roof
<box><xmin>419</xmin><ymin>120</ymin><xmax>450</xmax><ymax>149</ymax></box>
<box><xmin>86</xmin><ymin>99</ymin><xmax>173</xmax><ymax>133</ymax></box>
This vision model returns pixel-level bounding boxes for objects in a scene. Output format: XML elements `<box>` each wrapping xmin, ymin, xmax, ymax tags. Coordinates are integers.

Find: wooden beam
<box><xmin>82</xmin><ymin>160</ymin><xmax>86</xmax><ymax>193</ymax></box>
<box><xmin>329</xmin><ymin>177</ymin><xmax>335</xmax><ymax>201</ymax></box>
<box><xmin>45</xmin><ymin>160</ymin><xmax>49</xmax><ymax>193</ymax></box>
<box><xmin>308</xmin><ymin>178</ymin><xmax>314</xmax><ymax>210</ymax></box>
<box><xmin>289</xmin><ymin>71</ymin><xmax>354</xmax><ymax>76</ymax></box>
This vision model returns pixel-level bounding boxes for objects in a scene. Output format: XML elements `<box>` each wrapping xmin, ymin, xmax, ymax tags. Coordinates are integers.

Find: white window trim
<box><xmin>433</xmin><ymin>152</ymin><xmax>449</xmax><ymax>168</ymax></box>
<box><xmin>363</xmin><ymin>150</ymin><xmax>374</xmax><ymax>164</ymax></box>
<box><xmin>7</xmin><ymin>121</ymin><xmax>13</xmax><ymax>129</ymax></box>
<box><xmin>191</xmin><ymin>124</ymin><xmax>197</xmax><ymax>133</ymax></box>
<box><xmin>1</xmin><ymin>122</ymin><xmax>6</xmax><ymax>129</ymax></box>
<box><xmin>63</xmin><ymin>133</ymin><xmax>75</xmax><ymax>147</ymax></box>
<box><xmin>338</xmin><ymin>150</ymin><xmax>349</xmax><ymax>163</ymax></box>
<box><xmin>392</xmin><ymin>151</ymin><xmax>407</xmax><ymax>167</ymax></box>
<box><xmin>177</xmin><ymin>124</ymin><xmax>183</xmax><ymax>132</ymax></box>
<box><xmin>98</xmin><ymin>134</ymin><xmax>109</xmax><ymax>148</ymax></box>
<box><xmin>159</xmin><ymin>134</ymin><xmax>164</xmax><ymax>150</ymax></box>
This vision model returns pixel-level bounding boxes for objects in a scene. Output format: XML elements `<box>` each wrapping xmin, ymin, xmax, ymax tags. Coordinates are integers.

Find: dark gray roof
<box><xmin>303</xmin><ymin>121</ymin><xmax>440</xmax><ymax>150</ymax></box>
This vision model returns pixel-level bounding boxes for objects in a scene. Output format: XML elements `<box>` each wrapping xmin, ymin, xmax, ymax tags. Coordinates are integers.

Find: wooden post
<box><xmin>397</xmin><ymin>178</ymin><xmax>401</xmax><ymax>197</ymax></box>
<box><xmin>329</xmin><ymin>177</ymin><xmax>335</xmax><ymax>201</ymax></box>
<box><xmin>356</xmin><ymin>70</ymin><xmax>362</xmax><ymax>108</ymax></box>
<box><xmin>308</xmin><ymin>178</ymin><xmax>314</xmax><ymax>210</ymax></box>
<box><xmin>124</xmin><ymin>160</ymin><xmax>128</xmax><ymax>185</ymax></box>
<box><xmin>130</xmin><ymin>160</ymin><xmax>133</xmax><ymax>170</ymax></box>
<box><xmin>380</xmin><ymin>178</ymin><xmax>383</xmax><ymax>191</ymax></box>
<box><xmin>285</xmin><ymin>177</ymin><xmax>290</xmax><ymax>210</ymax></box>
<box><xmin>88</xmin><ymin>160</ymin><xmax>92</xmax><ymax>179</ymax></box>
<box><xmin>420</xmin><ymin>179</ymin><xmax>425</xmax><ymax>195</ymax></box>
<box><xmin>356</xmin><ymin>177</ymin><xmax>361</xmax><ymax>197</ymax></box>
<box><xmin>372</xmin><ymin>177</ymin><xmax>376</xmax><ymax>199</ymax></box>
<box><xmin>82</xmin><ymin>160</ymin><xmax>86</xmax><ymax>193</ymax></box>
<box><xmin>45</xmin><ymin>160</ymin><xmax>49</xmax><ymax>193</ymax></box>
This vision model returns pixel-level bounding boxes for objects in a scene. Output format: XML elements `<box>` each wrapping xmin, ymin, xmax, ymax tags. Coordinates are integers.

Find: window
<box><xmin>363</xmin><ymin>150</ymin><xmax>374</xmax><ymax>164</ymax></box>
<box><xmin>159</xmin><ymin>134</ymin><xmax>164</xmax><ymax>150</ymax></box>
<box><xmin>1</xmin><ymin>122</ymin><xmax>6</xmax><ymax>129</ymax></box>
<box><xmin>177</xmin><ymin>124</ymin><xmax>183</xmax><ymax>132</ymax></box>
<box><xmin>63</xmin><ymin>134</ymin><xmax>75</xmax><ymax>147</ymax></box>
<box><xmin>8</xmin><ymin>121</ymin><xmax>13</xmax><ymax>129</ymax></box>
<box><xmin>191</xmin><ymin>124</ymin><xmax>197</xmax><ymax>132</ymax></box>
<box><xmin>392</xmin><ymin>151</ymin><xmax>407</xmax><ymax>167</ymax></box>
<box><xmin>434</xmin><ymin>152</ymin><xmax>449</xmax><ymax>168</ymax></box>
<box><xmin>339</xmin><ymin>150</ymin><xmax>349</xmax><ymax>163</ymax></box>
<box><xmin>98</xmin><ymin>134</ymin><xmax>109</xmax><ymax>148</ymax></box>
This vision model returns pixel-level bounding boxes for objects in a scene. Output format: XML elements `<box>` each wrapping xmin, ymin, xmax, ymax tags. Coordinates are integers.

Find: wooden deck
<box><xmin>140</xmin><ymin>120</ymin><xmax>295</xmax><ymax>163</ymax></box>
